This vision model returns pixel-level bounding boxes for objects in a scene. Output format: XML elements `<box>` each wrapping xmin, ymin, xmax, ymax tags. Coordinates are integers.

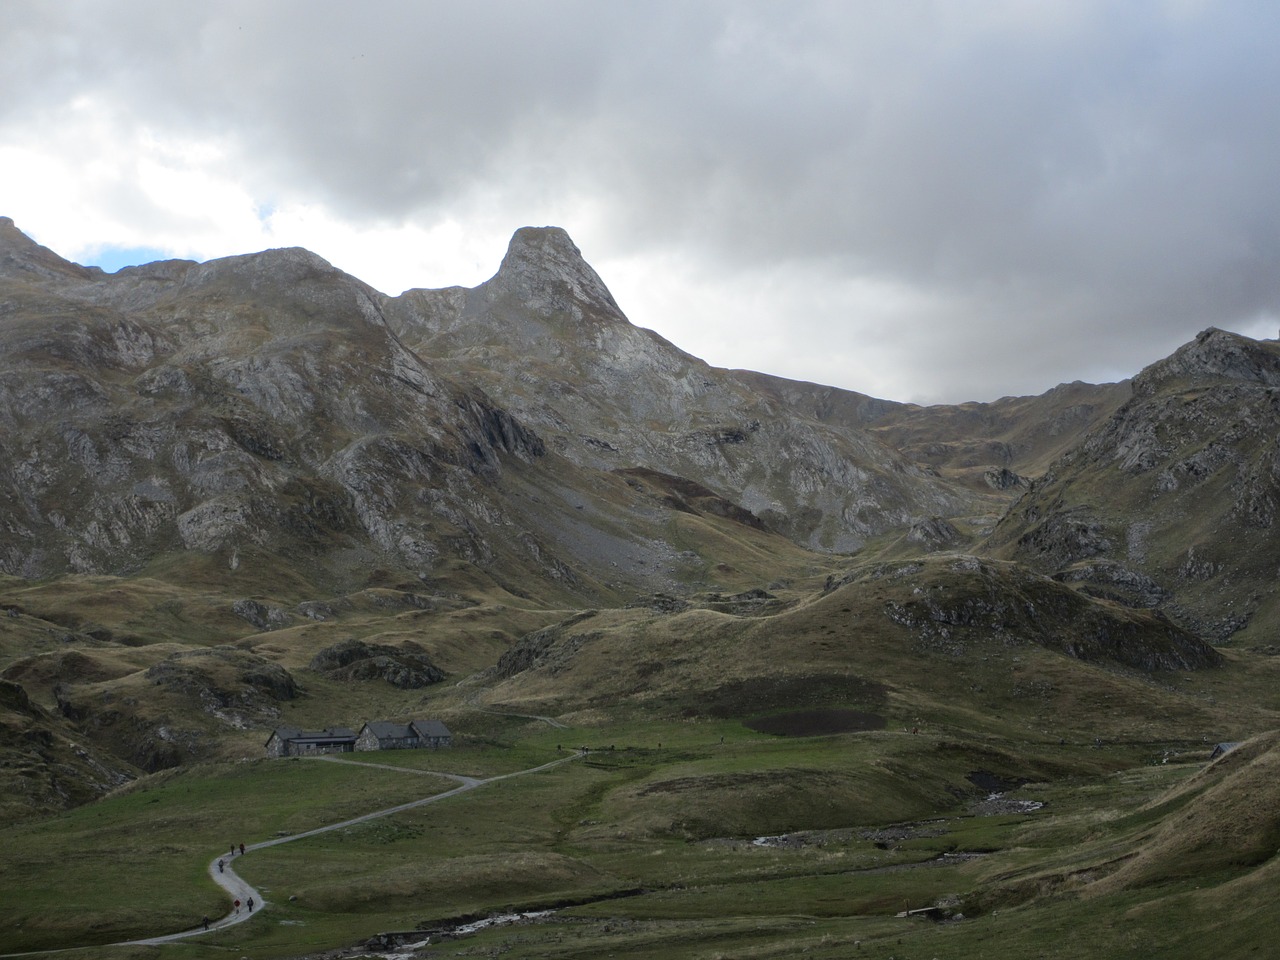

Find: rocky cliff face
<box><xmin>5</xmin><ymin>216</ymin><xmax>1258</xmax><ymax>644</ymax></box>
<box><xmin>985</xmin><ymin>328</ymin><xmax>1280</xmax><ymax>642</ymax></box>
<box><xmin>1</xmin><ymin>218</ymin><xmax>1005</xmax><ymax>607</ymax></box>
<box><xmin>0</xmin><ymin>218</ymin><xmax>567</xmax><ymax>595</ymax></box>
<box><xmin>385</xmin><ymin>227</ymin><xmax>998</xmax><ymax>551</ymax></box>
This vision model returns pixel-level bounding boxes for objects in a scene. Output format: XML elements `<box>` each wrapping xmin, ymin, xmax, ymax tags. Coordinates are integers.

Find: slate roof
<box><xmin>266</xmin><ymin>725</ymin><xmax>303</xmax><ymax>745</ymax></box>
<box><xmin>266</xmin><ymin>726</ymin><xmax>356</xmax><ymax>746</ymax></box>
<box><xmin>411</xmin><ymin>719</ymin><xmax>452</xmax><ymax>738</ymax></box>
<box><xmin>301</xmin><ymin>727</ymin><xmax>357</xmax><ymax>741</ymax></box>
<box><xmin>359</xmin><ymin>720</ymin><xmax>452</xmax><ymax>740</ymax></box>
<box><xmin>361</xmin><ymin>721</ymin><xmax>415</xmax><ymax>740</ymax></box>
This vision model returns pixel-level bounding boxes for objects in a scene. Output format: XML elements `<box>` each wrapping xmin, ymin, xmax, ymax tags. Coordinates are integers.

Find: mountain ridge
<box><xmin>2</xmin><ymin>214</ymin><xmax>1269</xmax><ymax>816</ymax></box>
<box><xmin>4</xmin><ymin>217</ymin><xmax>1280</xmax><ymax>960</ymax></box>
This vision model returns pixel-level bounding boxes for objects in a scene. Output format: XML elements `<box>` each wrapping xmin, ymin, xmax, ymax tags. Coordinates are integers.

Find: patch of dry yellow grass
<box><xmin>1090</xmin><ymin>730</ymin><xmax>1280</xmax><ymax>893</ymax></box>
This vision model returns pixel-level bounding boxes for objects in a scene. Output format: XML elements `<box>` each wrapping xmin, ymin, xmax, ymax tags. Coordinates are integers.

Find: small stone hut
<box><xmin>355</xmin><ymin>719</ymin><xmax>453</xmax><ymax>751</ymax></box>
<box><xmin>264</xmin><ymin>726</ymin><xmax>357</xmax><ymax>758</ymax></box>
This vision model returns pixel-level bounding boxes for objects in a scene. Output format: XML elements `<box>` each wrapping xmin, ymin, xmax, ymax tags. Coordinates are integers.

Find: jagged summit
<box><xmin>0</xmin><ymin>216</ymin><xmax>37</xmax><ymax>253</ymax></box>
<box><xmin>1133</xmin><ymin>326</ymin><xmax>1280</xmax><ymax>395</ymax></box>
<box><xmin>0</xmin><ymin>216</ymin><xmax>1131</xmax><ymax>581</ymax></box>
<box><xmin>986</xmin><ymin>325</ymin><xmax>1280</xmax><ymax>641</ymax></box>
<box><xmin>382</xmin><ymin>226</ymin><xmax>993</xmax><ymax>552</ymax></box>
<box><xmin>0</xmin><ymin>216</ymin><xmax>97</xmax><ymax>282</ymax></box>
<box><xmin>480</xmin><ymin>225</ymin><xmax>625</xmax><ymax>322</ymax></box>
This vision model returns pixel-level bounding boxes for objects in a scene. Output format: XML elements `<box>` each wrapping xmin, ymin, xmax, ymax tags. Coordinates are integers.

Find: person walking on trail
<box><xmin>239</xmin><ymin>842</ymin><xmax>245</xmax><ymax>855</ymax></box>
<box><xmin>230</xmin><ymin>843</ymin><xmax>235</xmax><ymax>857</ymax></box>
<box><xmin>217</xmin><ymin>859</ymin><xmax>224</xmax><ymax>873</ymax></box>
<box><xmin>202</xmin><ymin>916</ymin><xmax>210</xmax><ymax>931</ymax></box>
<box><xmin>234</xmin><ymin>899</ymin><xmax>240</xmax><ymax>915</ymax></box>
<box><xmin>247</xmin><ymin>896</ymin><xmax>255</xmax><ymax>913</ymax></box>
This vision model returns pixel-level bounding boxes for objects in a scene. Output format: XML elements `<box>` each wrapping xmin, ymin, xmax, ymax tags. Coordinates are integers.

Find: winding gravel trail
<box><xmin>22</xmin><ymin>751</ymin><xmax>581</xmax><ymax>952</ymax></box>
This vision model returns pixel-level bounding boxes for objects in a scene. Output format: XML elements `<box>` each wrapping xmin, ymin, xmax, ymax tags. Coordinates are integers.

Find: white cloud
<box><xmin>0</xmin><ymin>95</ymin><xmax>263</xmax><ymax>261</ymax></box>
<box><xmin>1</xmin><ymin>1</ymin><xmax>1277</xmax><ymax>402</ymax></box>
<box><xmin>256</xmin><ymin>207</ymin><xmax>507</xmax><ymax>295</ymax></box>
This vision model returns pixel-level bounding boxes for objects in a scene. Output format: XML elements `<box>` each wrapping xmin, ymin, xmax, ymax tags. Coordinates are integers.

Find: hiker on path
<box><xmin>230</xmin><ymin>843</ymin><xmax>235</xmax><ymax>857</ymax></box>
<box><xmin>247</xmin><ymin>897</ymin><xmax>255</xmax><ymax>913</ymax></box>
<box><xmin>234</xmin><ymin>899</ymin><xmax>240</xmax><ymax>915</ymax></box>
<box><xmin>202</xmin><ymin>916</ymin><xmax>210</xmax><ymax>931</ymax></box>
<box><xmin>217</xmin><ymin>859</ymin><xmax>224</xmax><ymax>873</ymax></box>
<box><xmin>239</xmin><ymin>842</ymin><xmax>245</xmax><ymax>855</ymax></box>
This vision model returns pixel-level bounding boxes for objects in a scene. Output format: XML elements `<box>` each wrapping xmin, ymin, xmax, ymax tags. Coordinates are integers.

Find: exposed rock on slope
<box><xmin>55</xmin><ymin>647</ymin><xmax>299</xmax><ymax>770</ymax></box>
<box><xmin>143</xmin><ymin>647</ymin><xmax>300</xmax><ymax>705</ymax></box>
<box><xmin>614</xmin><ymin>467</ymin><xmax>766</xmax><ymax>529</ymax></box>
<box><xmin>478</xmin><ymin>554</ymin><xmax>1221</xmax><ymax>731</ymax></box>
<box><xmin>0</xmin><ymin>677</ymin><xmax>135</xmax><ymax>818</ymax></box>
<box><xmin>985</xmin><ymin>328</ymin><xmax>1280</xmax><ymax>641</ymax></box>
<box><xmin>309</xmin><ymin>638</ymin><xmax>445</xmax><ymax>688</ymax></box>
<box><xmin>734</xmin><ymin>371</ymin><xmax>1128</xmax><ymax>495</ymax></box>
<box><xmin>384</xmin><ymin>227</ymin><xmax>988</xmax><ymax>551</ymax></box>
<box><xmin>0</xmin><ymin>219</ymin><xmax>614</xmax><ymax>599</ymax></box>
<box><xmin>855</xmin><ymin>556</ymin><xmax>1220</xmax><ymax>672</ymax></box>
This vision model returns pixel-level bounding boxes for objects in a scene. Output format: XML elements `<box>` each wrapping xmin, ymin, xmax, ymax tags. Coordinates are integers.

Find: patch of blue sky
<box><xmin>86</xmin><ymin>245</ymin><xmax>175</xmax><ymax>273</ymax></box>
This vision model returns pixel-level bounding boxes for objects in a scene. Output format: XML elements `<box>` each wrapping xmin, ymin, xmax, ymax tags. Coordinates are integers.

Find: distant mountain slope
<box><xmin>734</xmin><ymin>370</ymin><xmax>1129</xmax><ymax>494</ymax></box>
<box><xmin>383</xmin><ymin>227</ymin><xmax>997</xmax><ymax>551</ymax></box>
<box><xmin>5</xmin><ymin>217</ymin><xmax>991</xmax><ymax>608</ymax></box>
<box><xmin>1</xmin><ymin>217</ymin><xmax>1133</xmax><ymax>597</ymax></box>
<box><xmin>984</xmin><ymin>327</ymin><xmax>1280</xmax><ymax>642</ymax></box>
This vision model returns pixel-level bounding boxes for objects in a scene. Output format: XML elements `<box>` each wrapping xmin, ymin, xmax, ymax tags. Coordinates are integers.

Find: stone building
<box><xmin>355</xmin><ymin>719</ymin><xmax>453</xmax><ymax>751</ymax></box>
<box><xmin>264</xmin><ymin>726</ymin><xmax>357</xmax><ymax>758</ymax></box>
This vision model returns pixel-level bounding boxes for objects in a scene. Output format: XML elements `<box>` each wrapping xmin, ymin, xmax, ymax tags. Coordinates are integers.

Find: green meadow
<box><xmin>3</xmin><ymin>715</ymin><xmax>1278</xmax><ymax>960</ymax></box>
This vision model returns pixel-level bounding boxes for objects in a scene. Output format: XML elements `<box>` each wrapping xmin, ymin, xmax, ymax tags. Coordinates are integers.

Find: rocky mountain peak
<box><xmin>481</xmin><ymin>225</ymin><xmax>625</xmax><ymax>322</ymax></box>
<box><xmin>171</xmin><ymin>246</ymin><xmax>361</xmax><ymax>308</ymax></box>
<box><xmin>0</xmin><ymin>216</ymin><xmax>96</xmax><ymax>283</ymax></box>
<box><xmin>188</xmin><ymin>246</ymin><xmax>340</xmax><ymax>286</ymax></box>
<box><xmin>1133</xmin><ymin>326</ymin><xmax>1280</xmax><ymax>395</ymax></box>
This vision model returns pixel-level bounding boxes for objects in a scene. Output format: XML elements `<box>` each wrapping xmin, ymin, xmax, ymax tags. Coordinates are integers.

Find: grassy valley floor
<box><xmin>2</xmin><ymin>715</ymin><xmax>1277</xmax><ymax>959</ymax></box>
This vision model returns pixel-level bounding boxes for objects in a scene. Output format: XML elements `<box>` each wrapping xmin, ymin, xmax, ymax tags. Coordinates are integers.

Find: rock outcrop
<box><xmin>384</xmin><ymin>227</ymin><xmax>992</xmax><ymax>552</ymax></box>
<box><xmin>309</xmin><ymin>638</ymin><xmax>445</xmax><ymax>688</ymax></box>
<box><xmin>0</xmin><ymin>221</ymin><xmax>577</xmax><ymax>596</ymax></box>
<box><xmin>985</xmin><ymin>328</ymin><xmax>1280</xmax><ymax>641</ymax></box>
<box><xmin>1</xmin><ymin>217</ymin><xmax>1104</xmax><ymax>601</ymax></box>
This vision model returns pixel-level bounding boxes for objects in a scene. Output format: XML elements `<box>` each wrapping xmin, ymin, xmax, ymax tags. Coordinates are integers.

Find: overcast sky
<box><xmin>2</xmin><ymin>1</ymin><xmax>1277</xmax><ymax>404</ymax></box>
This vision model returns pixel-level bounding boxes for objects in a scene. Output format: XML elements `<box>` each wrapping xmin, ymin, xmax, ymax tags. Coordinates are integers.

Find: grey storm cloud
<box><xmin>2</xmin><ymin>0</ymin><xmax>1278</xmax><ymax>402</ymax></box>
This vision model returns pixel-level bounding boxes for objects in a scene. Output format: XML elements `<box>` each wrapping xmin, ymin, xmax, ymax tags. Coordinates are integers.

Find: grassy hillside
<box><xmin>984</xmin><ymin>330</ymin><xmax>1280</xmax><ymax>646</ymax></box>
<box><xmin>473</xmin><ymin>555</ymin><xmax>1249</xmax><ymax>745</ymax></box>
<box><xmin>3</xmin><ymin>719</ymin><xmax>1278</xmax><ymax>958</ymax></box>
<box><xmin>5</xmin><ymin>546</ymin><xmax>1278</xmax><ymax>957</ymax></box>
<box><xmin>0</xmin><ymin>490</ymin><xmax>831</xmax><ymax>811</ymax></box>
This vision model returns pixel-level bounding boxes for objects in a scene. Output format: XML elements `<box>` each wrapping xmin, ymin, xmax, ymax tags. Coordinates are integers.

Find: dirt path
<box><xmin>107</xmin><ymin>751</ymin><xmax>581</xmax><ymax>948</ymax></box>
<box><xmin>458</xmin><ymin>684</ymin><xmax>569</xmax><ymax>729</ymax></box>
